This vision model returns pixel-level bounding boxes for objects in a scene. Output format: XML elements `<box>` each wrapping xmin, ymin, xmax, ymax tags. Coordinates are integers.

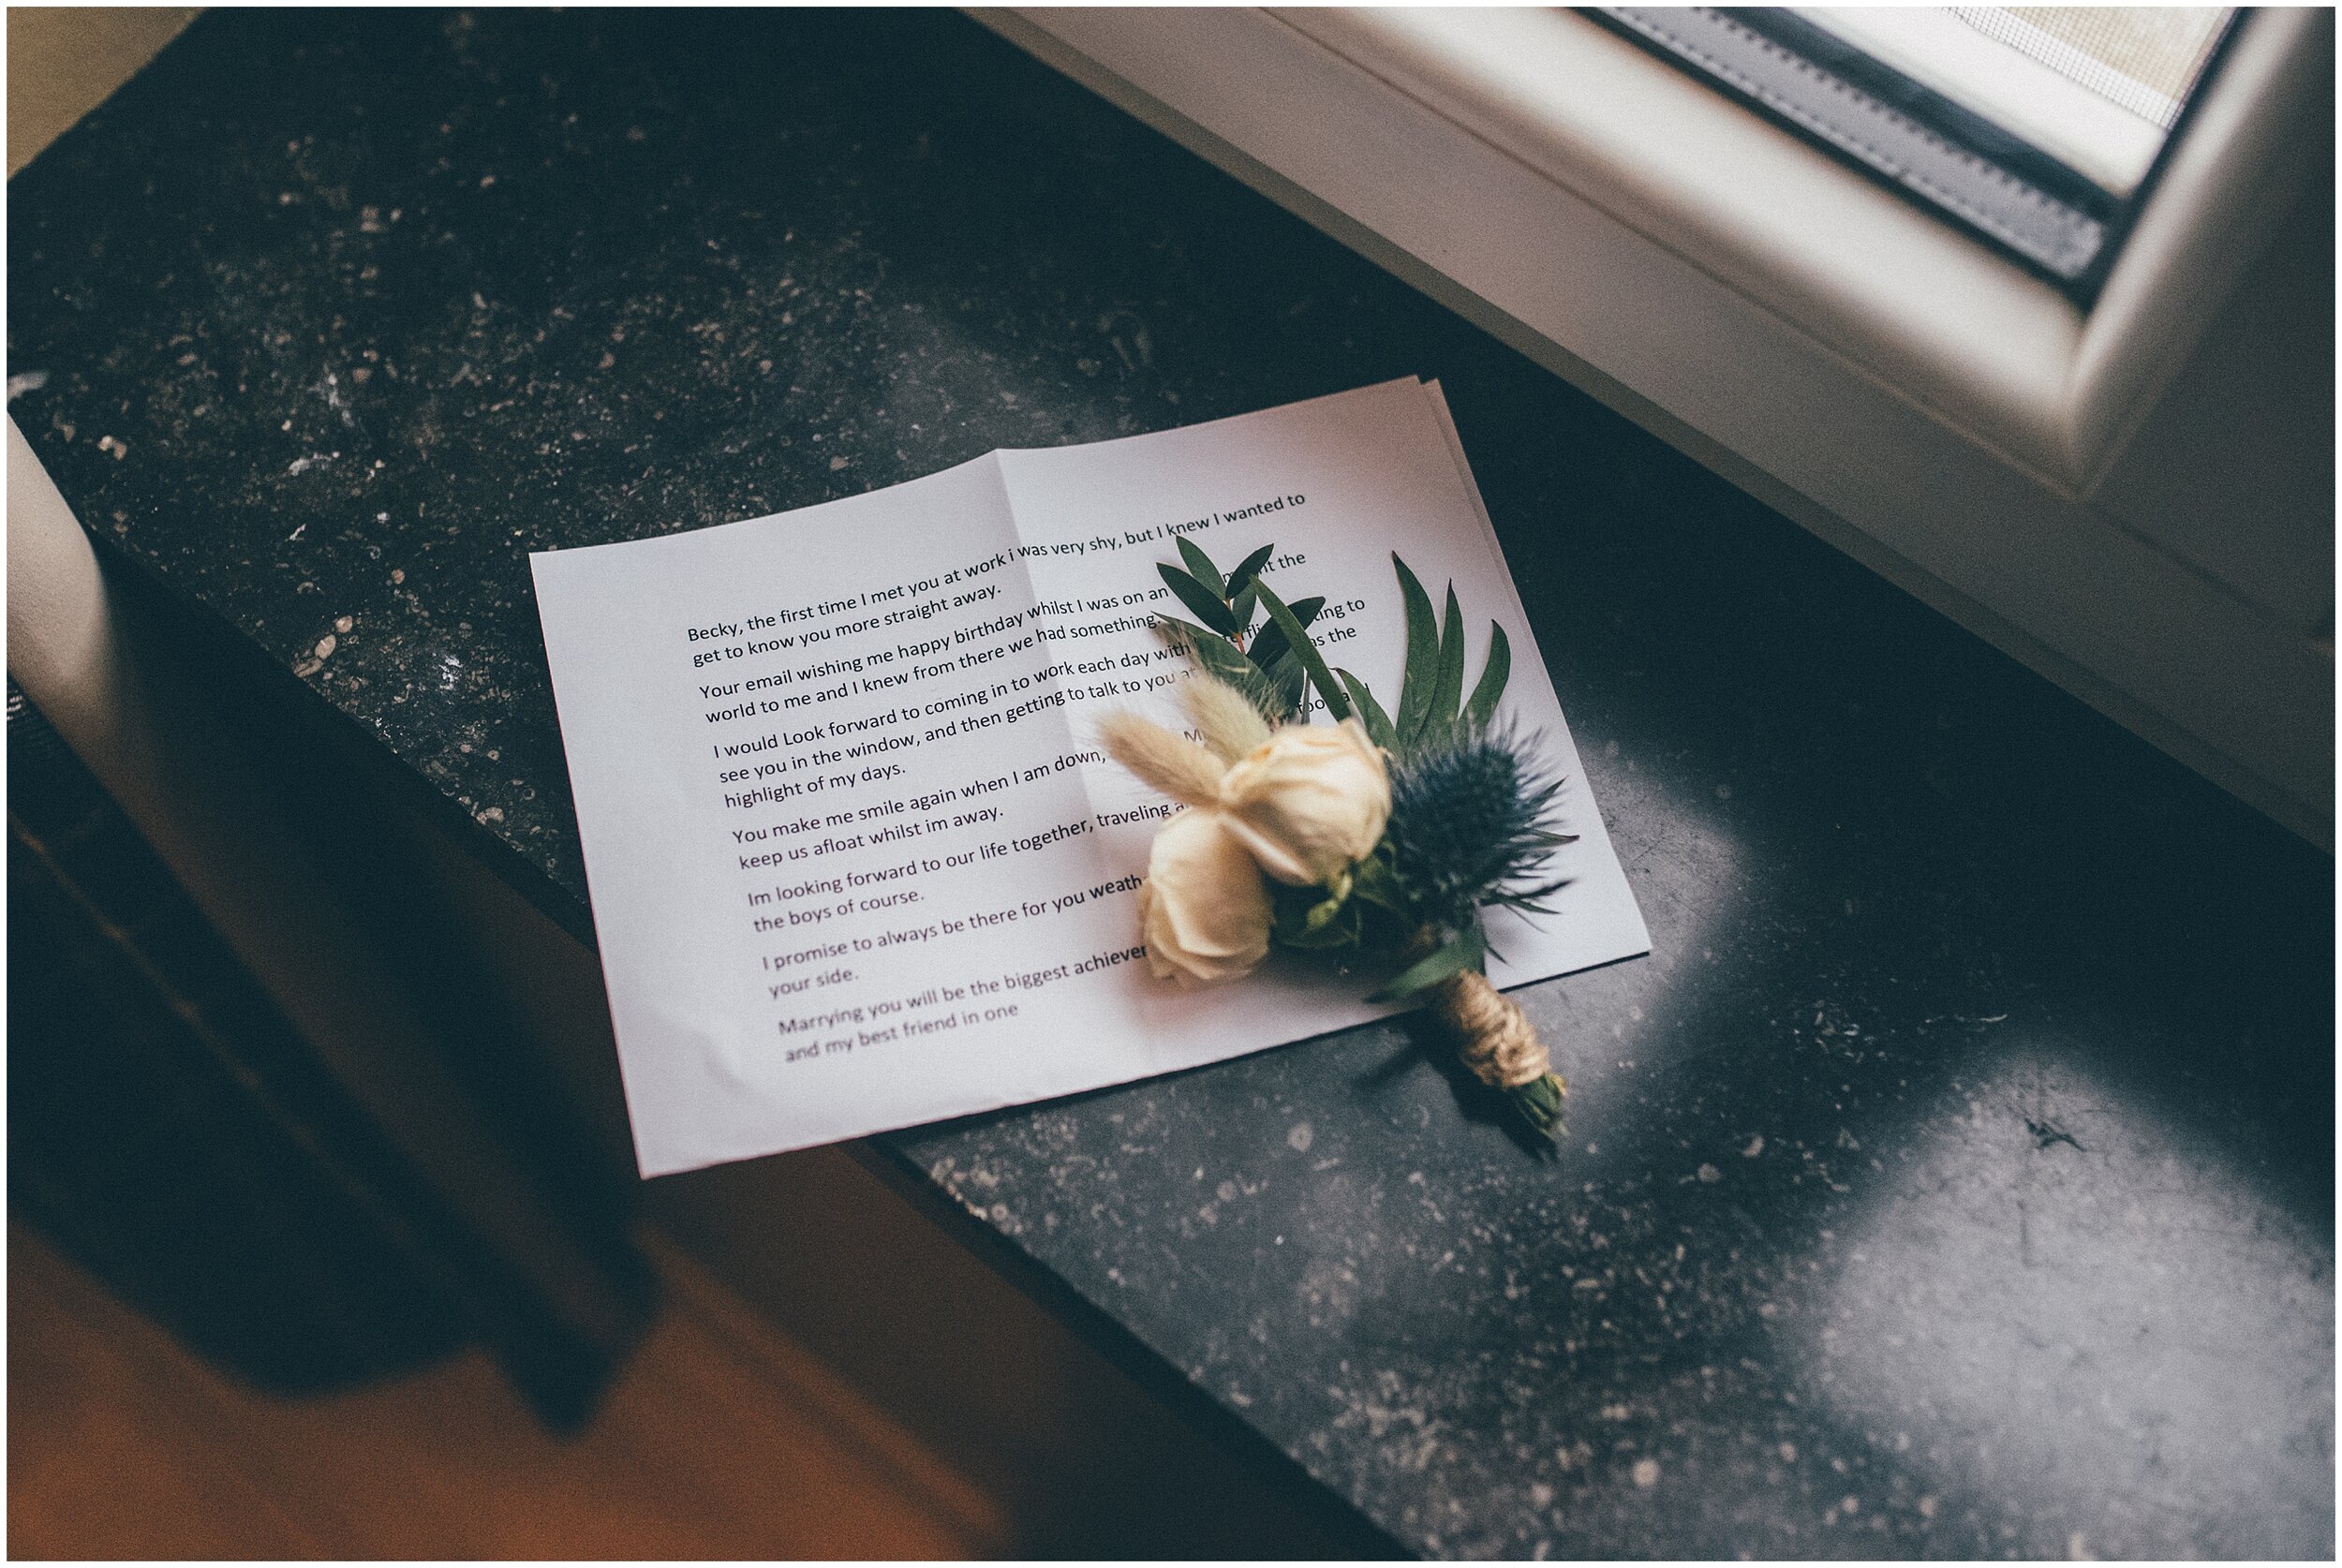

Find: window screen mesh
<box><xmin>1595</xmin><ymin>6</ymin><xmax>2245</xmax><ymax>294</ymax></box>
<box><xmin>1948</xmin><ymin>7</ymin><xmax>2232</xmax><ymax>130</ymax></box>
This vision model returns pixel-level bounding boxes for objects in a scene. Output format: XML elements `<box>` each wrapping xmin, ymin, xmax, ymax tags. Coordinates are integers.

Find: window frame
<box><xmin>979</xmin><ymin>3</ymin><xmax>2335</xmax><ymax>843</ymax></box>
<box><xmin>1588</xmin><ymin>6</ymin><xmax>2244</xmax><ymax>302</ymax></box>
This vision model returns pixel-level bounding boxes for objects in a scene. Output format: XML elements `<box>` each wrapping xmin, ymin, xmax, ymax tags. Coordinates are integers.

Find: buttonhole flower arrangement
<box><xmin>1099</xmin><ymin>538</ymin><xmax>1577</xmax><ymax>1140</ymax></box>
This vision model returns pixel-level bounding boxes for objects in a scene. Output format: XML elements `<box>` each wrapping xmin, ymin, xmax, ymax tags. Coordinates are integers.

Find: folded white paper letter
<box><xmin>532</xmin><ymin>379</ymin><xmax>1649</xmax><ymax>1175</ymax></box>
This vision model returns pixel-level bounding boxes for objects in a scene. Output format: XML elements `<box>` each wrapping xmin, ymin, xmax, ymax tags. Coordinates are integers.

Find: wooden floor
<box><xmin>7</xmin><ymin>1220</ymin><xmax>1008</xmax><ymax>1560</ymax></box>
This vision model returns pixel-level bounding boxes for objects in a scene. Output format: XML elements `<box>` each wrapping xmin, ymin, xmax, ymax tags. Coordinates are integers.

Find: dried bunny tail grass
<box><xmin>1096</xmin><ymin>710</ymin><xmax>1226</xmax><ymax>807</ymax></box>
<box><xmin>1181</xmin><ymin>673</ymin><xmax>1273</xmax><ymax>764</ymax></box>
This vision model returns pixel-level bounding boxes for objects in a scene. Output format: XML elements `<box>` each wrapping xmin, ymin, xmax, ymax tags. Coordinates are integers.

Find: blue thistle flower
<box><xmin>1381</xmin><ymin>724</ymin><xmax>1573</xmax><ymax>936</ymax></box>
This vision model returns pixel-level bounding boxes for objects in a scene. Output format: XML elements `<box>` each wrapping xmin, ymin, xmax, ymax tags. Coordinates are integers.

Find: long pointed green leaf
<box><xmin>1224</xmin><ymin>543</ymin><xmax>1273</xmax><ymax>592</ymax></box>
<box><xmin>1158</xmin><ymin>564</ymin><xmax>1238</xmax><ymax>634</ymax></box>
<box><xmin>1368</xmin><ymin>921</ymin><xmax>1486</xmax><ymax>1002</ymax></box>
<box><xmin>1336</xmin><ymin>669</ymin><xmax>1398</xmax><ymax>751</ymax></box>
<box><xmin>1245</xmin><ymin>595</ymin><xmax>1322</xmax><ymax>673</ymax></box>
<box><xmin>1391</xmin><ymin>554</ymin><xmax>1440</xmax><ymax>749</ymax></box>
<box><xmin>1463</xmin><ymin>622</ymin><xmax>1511</xmax><ymax>731</ymax></box>
<box><xmin>1419</xmin><ymin>583</ymin><xmax>1466</xmax><ymax>748</ymax></box>
<box><xmin>1254</xmin><ymin>581</ymin><xmax>1351</xmax><ymax>722</ymax></box>
<box><xmin>1175</xmin><ymin>535</ymin><xmax>1225</xmax><ymax>596</ymax></box>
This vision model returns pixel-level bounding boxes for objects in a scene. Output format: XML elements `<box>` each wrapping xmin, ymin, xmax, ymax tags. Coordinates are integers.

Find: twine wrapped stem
<box><xmin>1435</xmin><ymin>969</ymin><xmax>1549</xmax><ymax>1087</ymax></box>
<box><xmin>1430</xmin><ymin>963</ymin><xmax>1568</xmax><ymax>1139</ymax></box>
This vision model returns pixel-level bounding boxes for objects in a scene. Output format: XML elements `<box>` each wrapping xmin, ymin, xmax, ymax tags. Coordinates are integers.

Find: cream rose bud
<box><xmin>1137</xmin><ymin>807</ymin><xmax>1273</xmax><ymax>984</ymax></box>
<box><xmin>1218</xmin><ymin>717</ymin><xmax>1391</xmax><ymax>885</ymax></box>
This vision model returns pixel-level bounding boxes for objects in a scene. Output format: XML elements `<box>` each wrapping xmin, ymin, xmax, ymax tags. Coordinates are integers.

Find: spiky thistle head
<box><xmin>1380</xmin><ymin>722</ymin><xmax>1573</xmax><ymax>933</ymax></box>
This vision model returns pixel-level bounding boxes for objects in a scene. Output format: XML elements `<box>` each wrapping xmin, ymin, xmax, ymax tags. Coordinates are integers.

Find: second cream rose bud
<box><xmin>1217</xmin><ymin>717</ymin><xmax>1391</xmax><ymax>886</ymax></box>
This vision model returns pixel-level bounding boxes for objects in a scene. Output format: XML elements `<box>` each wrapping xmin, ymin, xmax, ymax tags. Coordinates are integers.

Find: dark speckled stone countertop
<box><xmin>10</xmin><ymin>10</ymin><xmax>2332</xmax><ymax>1558</ymax></box>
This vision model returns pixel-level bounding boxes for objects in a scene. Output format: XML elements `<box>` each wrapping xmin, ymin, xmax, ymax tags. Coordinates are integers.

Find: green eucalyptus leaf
<box><xmin>1225</xmin><ymin>543</ymin><xmax>1274</xmax><ymax>592</ymax></box>
<box><xmin>1368</xmin><ymin>921</ymin><xmax>1486</xmax><ymax>1003</ymax></box>
<box><xmin>1336</xmin><ymin>669</ymin><xmax>1398</xmax><ymax>751</ymax></box>
<box><xmin>1175</xmin><ymin>535</ymin><xmax>1226</xmax><ymax>596</ymax></box>
<box><xmin>1463</xmin><ymin>622</ymin><xmax>1511</xmax><ymax>730</ymax></box>
<box><xmin>1157</xmin><ymin>614</ymin><xmax>1260</xmax><ymax>688</ymax></box>
<box><xmin>1159</xmin><ymin>565</ymin><xmax>1238</xmax><ymax>634</ymax></box>
<box><xmin>1248</xmin><ymin>617</ymin><xmax>1290</xmax><ymax>673</ymax></box>
<box><xmin>1228</xmin><ymin>580</ymin><xmax>1260</xmax><ymax>642</ymax></box>
<box><xmin>1254</xmin><ymin>581</ymin><xmax>1352</xmax><ymax>722</ymax></box>
<box><xmin>1152</xmin><ymin>612</ymin><xmax>1214</xmax><ymax>644</ymax></box>
<box><xmin>1247</xmin><ymin>599</ymin><xmax>1318</xmax><ymax>672</ymax></box>
<box><xmin>1193</xmin><ymin>638</ymin><xmax>1300</xmax><ymax>725</ymax></box>
<box><xmin>1392</xmin><ymin>554</ymin><xmax>1440</xmax><ymax>749</ymax></box>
